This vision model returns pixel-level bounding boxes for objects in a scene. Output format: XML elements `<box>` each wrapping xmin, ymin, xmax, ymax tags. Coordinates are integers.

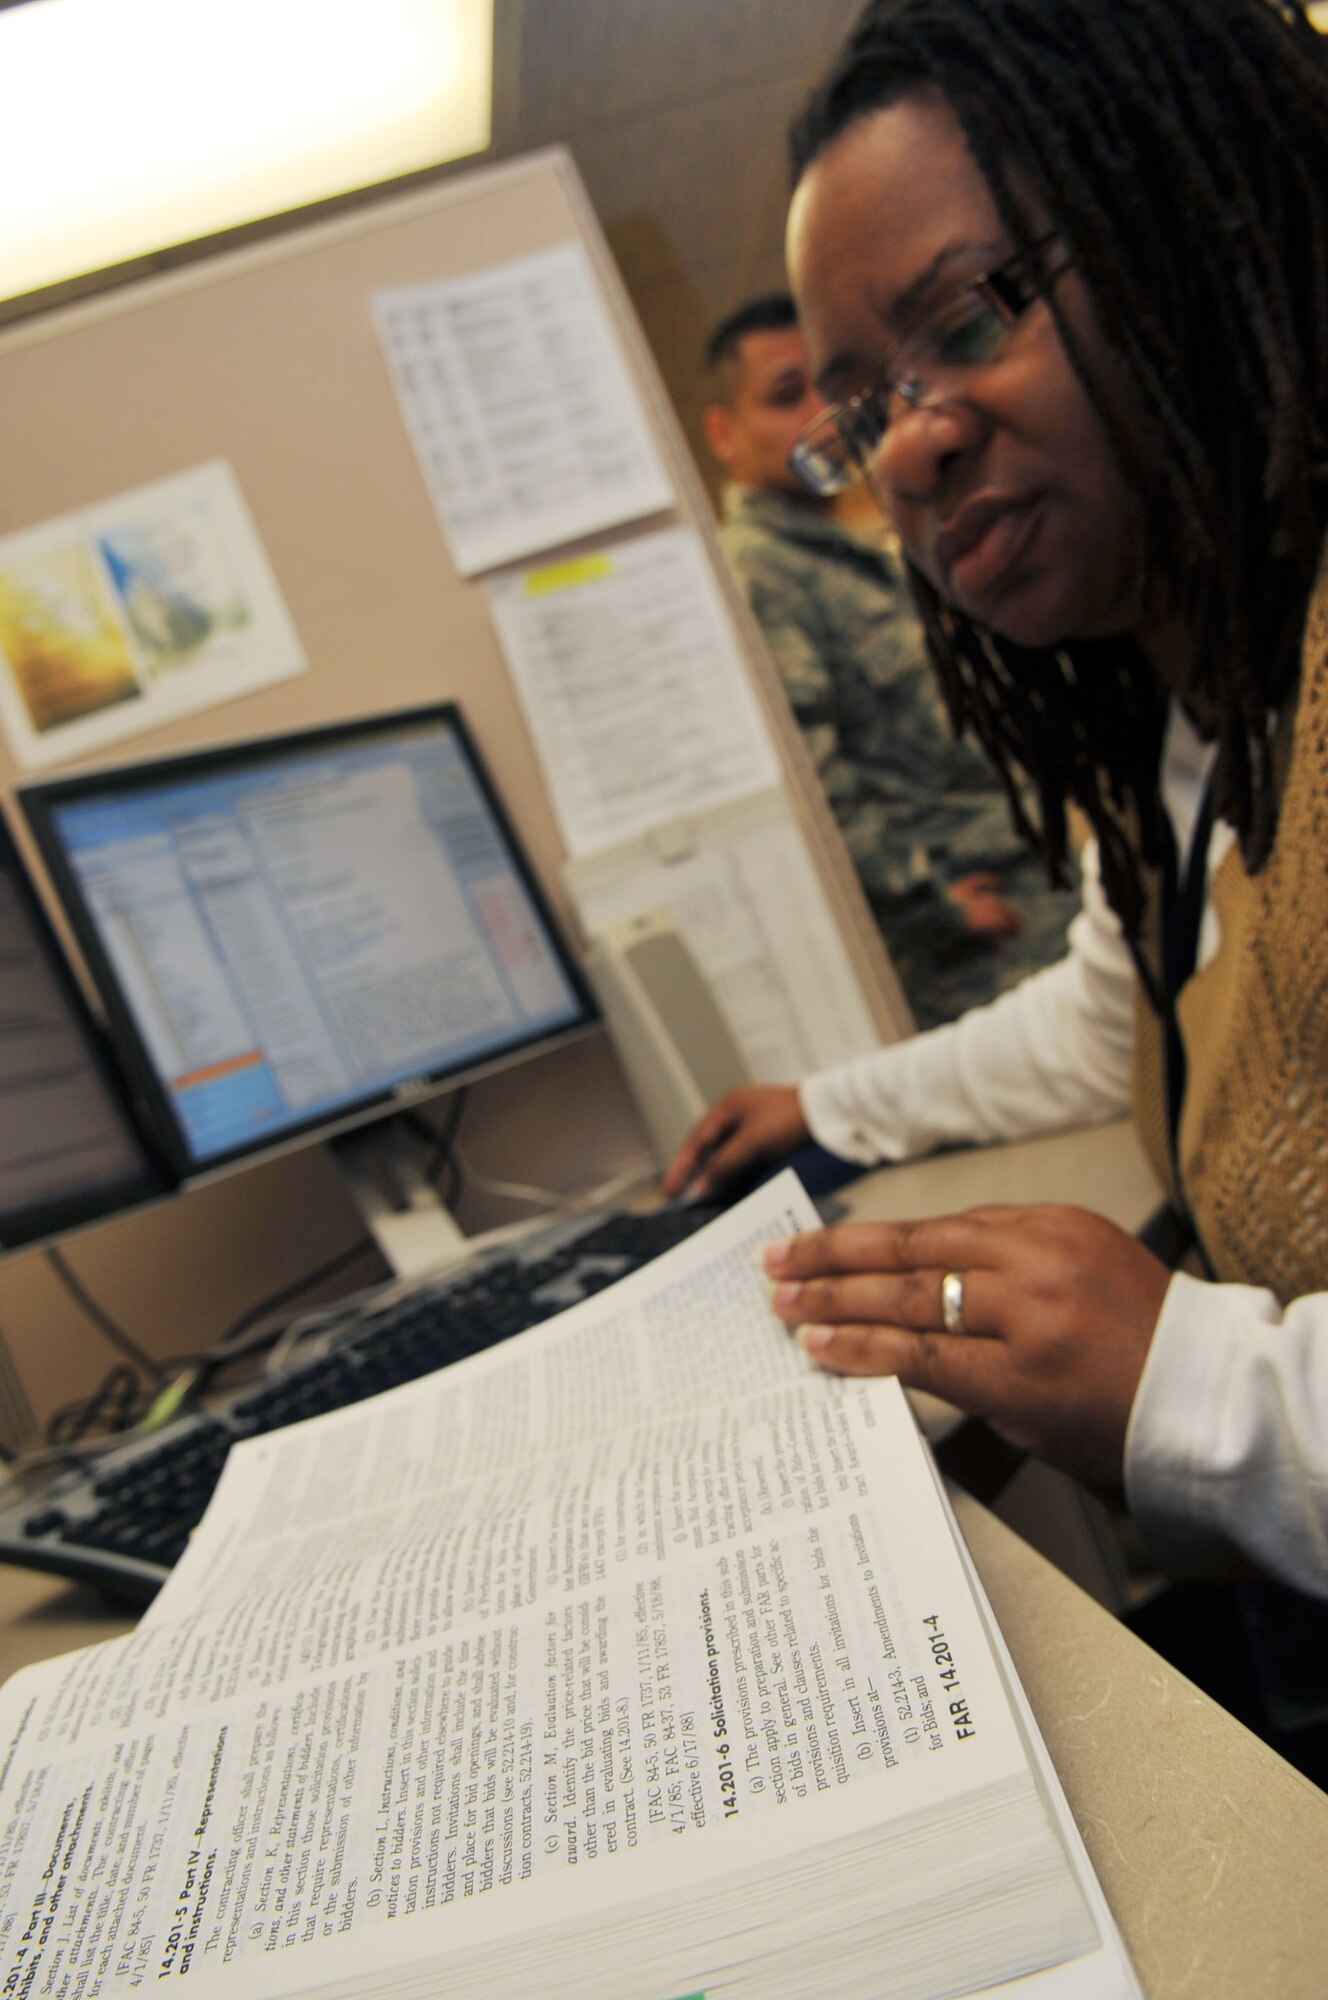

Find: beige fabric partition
<box><xmin>0</xmin><ymin>147</ymin><xmax>904</xmax><ymax>1437</ymax></box>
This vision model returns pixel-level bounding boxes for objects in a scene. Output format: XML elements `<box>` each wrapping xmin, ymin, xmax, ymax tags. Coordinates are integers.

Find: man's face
<box><xmin>705</xmin><ymin>326</ymin><xmax>826</xmax><ymax>496</ymax></box>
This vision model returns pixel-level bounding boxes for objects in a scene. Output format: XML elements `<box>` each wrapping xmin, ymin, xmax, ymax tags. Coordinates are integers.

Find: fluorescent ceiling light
<box><xmin>0</xmin><ymin>0</ymin><xmax>493</xmax><ymax>303</ymax></box>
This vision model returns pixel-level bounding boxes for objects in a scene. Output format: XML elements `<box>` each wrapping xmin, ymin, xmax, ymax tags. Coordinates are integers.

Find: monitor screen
<box><xmin>20</xmin><ymin>705</ymin><xmax>596</xmax><ymax>1177</ymax></box>
<box><xmin>0</xmin><ymin>813</ymin><xmax>162</xmax><ymax>1249</ymax></box>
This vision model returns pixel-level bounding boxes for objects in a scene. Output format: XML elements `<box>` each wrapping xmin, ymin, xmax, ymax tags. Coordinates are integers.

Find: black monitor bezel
<box><xmin>0</xmin><ymin>807</ymin><xmax>166</xmax><ymax>1250</ymax></box>
<box><xmin>19</xmin><ymin>702</ymin><xmax>598</xmax><ymax>1183</ymax></box>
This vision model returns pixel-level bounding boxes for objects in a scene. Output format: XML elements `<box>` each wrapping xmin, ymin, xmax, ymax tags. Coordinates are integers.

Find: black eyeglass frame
<box><xmin>787</xmin><ymin>231</ymin><xmax>1070</xmax><ymax>496</ymax></box>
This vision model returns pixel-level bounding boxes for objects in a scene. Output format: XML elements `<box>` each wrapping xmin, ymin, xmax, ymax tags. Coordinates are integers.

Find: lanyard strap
<box><xmin>1159</xmin><ymin>780</ymin><xmax>1217</xmax><ymax>1269</ymax></box>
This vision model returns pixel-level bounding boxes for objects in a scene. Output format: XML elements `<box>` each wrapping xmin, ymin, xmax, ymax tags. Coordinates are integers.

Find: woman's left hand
<box><xmin>763</xmin><ymin>1204</ymin><xmax>1173</xmax><ymax>1495</ymax></box>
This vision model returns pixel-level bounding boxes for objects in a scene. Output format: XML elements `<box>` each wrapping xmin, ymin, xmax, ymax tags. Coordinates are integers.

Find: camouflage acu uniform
<box><xmin>719</xmin><ymin>483</ymin><xmax>1080</xmax><ymax>1031</ymax></box>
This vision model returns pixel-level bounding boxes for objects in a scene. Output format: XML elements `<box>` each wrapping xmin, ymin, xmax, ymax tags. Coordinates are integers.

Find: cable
<box><xmin>450</xmin><ymin>1144</ymin><xmax>657</xmax><ymax>1215</ymax></box>
<box><xmin>402</xmin><ymin>1091</ymin><xmax>470</xmax><ymax>1209</ymax></box>
<box><xmin>46</xmin><ymin>1363</ymin><xmax>147</xmax><ymax>1446</ymax></box>
<box><xmin>45</xmin><ymin>1245</ymin><xmax>166</xmax><ymax>1382</ymax></box>
<box><xmin>14</xmin><ymin>1237</ymin><xmax>383</xmax><ymax>1470</ymax></box>
<box><xmin>431</xmin><ymin>1088</ymin><xmax>469</xmax><ymax>1209</ymax></box>
<box><xmin>199</xmin><ymin>1237</ymin><xmax>383</xmax><ymax>1365</ymax></box>
<box><xmin>0</xmin><ymin>1428</ymin><xmax>127</xmax><ymax>1489</ymax></box>
<box><xmin>405</xmin><ymin>1095</ymin><xmax>656</xmax><ymax>1220</ymax></box>
<box><xmin>257</xmin><ymin>1143</ymin><xmax>660</xmax><ymax>1369</ymax></box>
<box><xmin>12</xmin><ymin>1144</ymin><xmax>655</xmax><ymax>1475</ymax></box>
<box><xmin>0</xmin><ymin>1315</ymin><xmax>35</xmax><ymax>1463</ymax></box>
<box><xmin>172</xmin><ymin>1237</ymin><xmax>386</xmax><ymax>1402</ymax></box>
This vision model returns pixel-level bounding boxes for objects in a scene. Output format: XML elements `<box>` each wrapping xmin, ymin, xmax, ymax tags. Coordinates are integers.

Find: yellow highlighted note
<box><xmin>522</xmin><ymin>553</ymin><xmax>613</xmax><ymax>596</ymax></box>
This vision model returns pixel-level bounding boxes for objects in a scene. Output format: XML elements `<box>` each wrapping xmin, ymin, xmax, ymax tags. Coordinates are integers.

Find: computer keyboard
<box><xmin>0</xmin><ymin>1200</ymin><xmax>724</xmax><ymax>1608</ymax></box>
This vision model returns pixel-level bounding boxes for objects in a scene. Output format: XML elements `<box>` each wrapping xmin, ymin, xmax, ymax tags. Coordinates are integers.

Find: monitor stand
<box><xmin>328</xmin><ymin>1119</ymin><xmax>466</xmax><ymax>1281</ymax></box>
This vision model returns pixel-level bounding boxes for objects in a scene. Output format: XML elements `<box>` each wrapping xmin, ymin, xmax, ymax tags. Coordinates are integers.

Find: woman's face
<box><xmin>787</xmin><ymin>95</ymin><xmax>1150</xmax><ymax>652</ymax></box>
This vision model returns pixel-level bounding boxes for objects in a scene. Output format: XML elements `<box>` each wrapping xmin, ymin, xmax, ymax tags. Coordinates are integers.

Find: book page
<box><xmin>0</xmin><ymin>1177</ymin><xmax>1117</xmax><ymax>2000</ymax></box>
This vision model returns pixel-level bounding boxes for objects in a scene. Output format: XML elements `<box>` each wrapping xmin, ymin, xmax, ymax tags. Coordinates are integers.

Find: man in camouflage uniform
<box><xmin>703</xmin><ymin>295</ymin><xmax>1080</xmax><ymax>1030</ymax></box>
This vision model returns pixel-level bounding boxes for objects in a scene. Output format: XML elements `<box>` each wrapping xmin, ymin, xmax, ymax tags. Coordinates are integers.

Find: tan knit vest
<box><xmin>1132</xmin><ymin>553</ymin><xmax>1328</xmax><ymax>1303</ymax></box>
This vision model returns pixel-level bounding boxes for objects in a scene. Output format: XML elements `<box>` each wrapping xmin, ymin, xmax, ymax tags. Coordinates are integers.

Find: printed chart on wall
<box><xmin>486</xmin><ymin>525</ymin><xmax>780</xmax><ymax>858</ymax></box>
<box><xmin>0</xmin><ymin>461</ymin><xmax>305</xmax><ymax>769</ymax></box>
<box><xmin>373</xmin><ymin>241</ymin><xmax>674</xmax><ymax>577</ymax></box>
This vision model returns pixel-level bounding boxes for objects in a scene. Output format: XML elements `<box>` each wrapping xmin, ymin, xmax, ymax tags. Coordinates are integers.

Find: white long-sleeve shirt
<box><xmin>799</xmin><ymin>763</ymin><xmax>1328</xmax><ymax>1594</ymax></box>
<box><xmin>802</xmin><ymin>839</ymin><xmax>1137</xmax><ymax>1165</ymax></box>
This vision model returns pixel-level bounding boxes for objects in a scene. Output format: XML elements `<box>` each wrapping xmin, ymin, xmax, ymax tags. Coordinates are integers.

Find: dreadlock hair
<box><xmin>790</xmin><ymin>0</ymin><xmax>1328</xmax><ymax>993</ymax></box>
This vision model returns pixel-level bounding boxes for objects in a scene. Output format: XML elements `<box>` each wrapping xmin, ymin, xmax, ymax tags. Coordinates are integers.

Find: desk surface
<box><xmin>834</xmin><ymin>1110</ymin><xmax>1166</xmax><ymax>1230</ymax></box>
<box><xmin>3</xmin><ymin>1118</ymin><xmax>1327</xmax><ymax>1996</ymax></box>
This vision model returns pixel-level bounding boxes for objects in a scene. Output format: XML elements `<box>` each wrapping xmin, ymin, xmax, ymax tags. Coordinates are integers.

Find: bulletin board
<box><xmin>0</xmin><ymin>148</ymin><xmax>908</xmax><ymax>1429</ymax></box>
<box><xmin>0</xmin><ymin>146</ymin><xmax>907</xmax><ymax>1047</ymax></box>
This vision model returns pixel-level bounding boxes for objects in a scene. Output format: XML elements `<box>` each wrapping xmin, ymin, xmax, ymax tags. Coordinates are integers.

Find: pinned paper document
<box><xmin>373</xmin><ymin>241</ymin><xmax>674</xmax><ymax>576</ymax></box>
<box><xmin>565</xmin><ymin>790</ymin><xmax>882</xmax><ymax>1080</ymax></box>
<box><xmin>487</xmin><ymin>525</ymin><xmax>780</xmax><ymax>858</ymax></box>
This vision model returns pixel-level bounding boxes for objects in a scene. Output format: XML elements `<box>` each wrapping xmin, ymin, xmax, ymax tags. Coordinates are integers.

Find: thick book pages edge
<box><xmin>0</xmin><ymin>1172</ymin><xmax>1137</xmax><ymax>2000</ymax></box>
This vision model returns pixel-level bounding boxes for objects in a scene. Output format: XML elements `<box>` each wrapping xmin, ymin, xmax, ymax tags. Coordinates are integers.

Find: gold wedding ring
<box><xmin>940</xmin><ymin>1270</ymin><xmax>967</xmax><ymax>1335</ymax></box>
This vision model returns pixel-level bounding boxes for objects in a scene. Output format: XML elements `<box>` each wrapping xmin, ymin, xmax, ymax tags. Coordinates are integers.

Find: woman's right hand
<box><xmin>661</xmin><ymin>1084</ymin><xmax>809</xmax><ymax>1201</ymax></box>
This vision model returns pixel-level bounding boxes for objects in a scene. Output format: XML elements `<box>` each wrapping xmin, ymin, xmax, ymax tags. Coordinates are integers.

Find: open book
<box><xmin>0</xmin><ymin>1173</ymin><xmax>1139</xmax><ymax>1999</ymax></box>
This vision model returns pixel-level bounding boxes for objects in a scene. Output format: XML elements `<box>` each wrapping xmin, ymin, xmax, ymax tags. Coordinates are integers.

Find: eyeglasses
<box><xmin>787</xmin><ymin>233</ymin><xmax>1069</xmax><ymax>497</ymax></box>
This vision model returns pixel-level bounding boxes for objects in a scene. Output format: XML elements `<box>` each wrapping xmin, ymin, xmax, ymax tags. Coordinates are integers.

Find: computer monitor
<box><xmin>19</xmin><ymin>705</ymin><xmax>597</xmax><ymax>1197</ymax></box>
<box><xmin>0</xmin><ymin>812</ymin><xmax>162</xmax><ymax>1251</ymax></box>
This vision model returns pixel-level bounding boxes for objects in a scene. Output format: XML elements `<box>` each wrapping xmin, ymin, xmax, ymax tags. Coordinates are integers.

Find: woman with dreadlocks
<box><xmin>664</xmin><ymin>0</ymin><xmax>1328</xmax><ymax>1755</ymax></box>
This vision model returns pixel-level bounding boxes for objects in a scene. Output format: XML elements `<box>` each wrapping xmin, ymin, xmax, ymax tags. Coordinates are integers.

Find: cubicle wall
<box><xmin>0</xmin><ymin>148</ymin><xmax>906</xmax><ymax>1436</ymax></box>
